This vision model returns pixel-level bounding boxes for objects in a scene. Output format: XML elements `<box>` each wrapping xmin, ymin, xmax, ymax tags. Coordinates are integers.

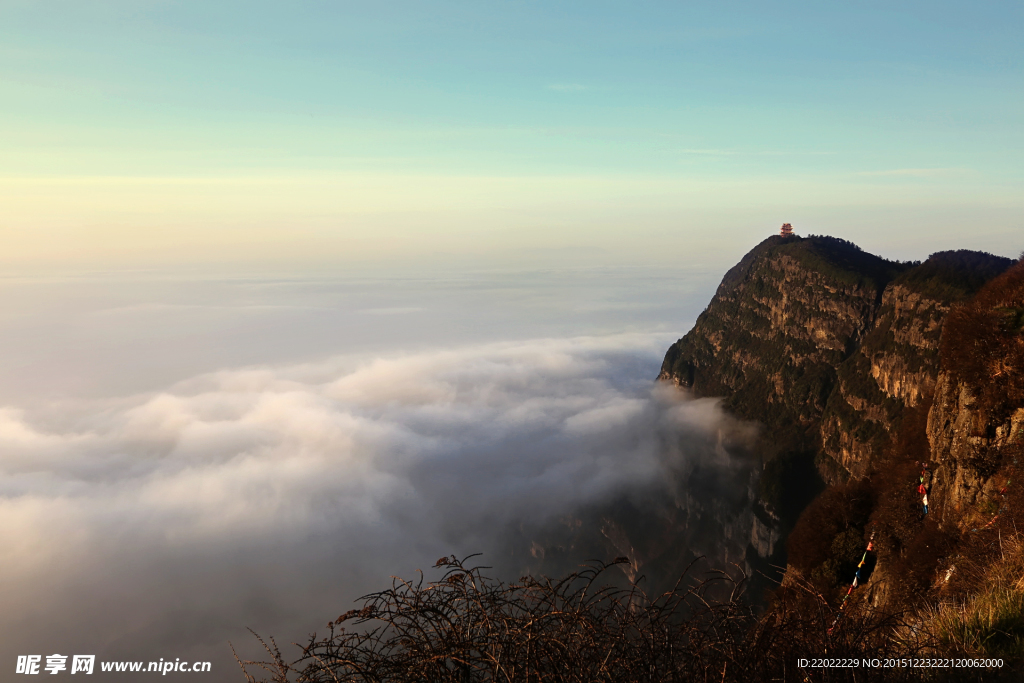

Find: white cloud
<box><xmin>0</xmin><ymin>334</ymin><xmax>756</xmax><ymax>674</ymax></box>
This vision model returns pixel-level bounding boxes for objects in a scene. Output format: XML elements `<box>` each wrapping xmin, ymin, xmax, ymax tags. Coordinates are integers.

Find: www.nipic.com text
<box><xmin>16</xmin><ymin>655</ymin><xmax>212</xmax><ymax>675</ymax></box>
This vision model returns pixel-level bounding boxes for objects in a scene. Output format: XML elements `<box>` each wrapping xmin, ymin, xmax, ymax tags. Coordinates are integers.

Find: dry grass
<box><xmin>917</xmin><ymin>533</ymin><xmax>1024</xmax><ymax>659</ymax></box>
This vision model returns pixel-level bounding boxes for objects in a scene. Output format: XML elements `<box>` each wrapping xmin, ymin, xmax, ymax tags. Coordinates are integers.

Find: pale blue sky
<box><xmin>1</xmin><ymin>1</ymin><xmax>1021</xmax><ymax>270</ymax></box>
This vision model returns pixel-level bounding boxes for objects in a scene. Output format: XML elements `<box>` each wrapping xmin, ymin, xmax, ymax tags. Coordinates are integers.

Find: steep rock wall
<box><xmin>927</xmin><ymin>258</ymin><xmax>1024</xmax><ymax>529</ymax></box>
<box><xmin>659</xmin><ymin>239</ymin><xmax>1015</xmax><ymax>604</ymax></box>
<box><xmin>818</xmin><ymin>252</ymin><xmax>1011</xmax><ymax>478</ymax></box>
<box><xmin>927</xmin><ymin>373</ymin><xmax>1024</xmax><ymax>524</ymax></box>
<box><xmin>659</xmin><ymin>235</ymin><xmax>903</xmax><ymax>467</ymax></box>
<box><xmin>785</xmin><ymin>256</ymin><xmax>1020</xmax><ymax>612</ymax></box>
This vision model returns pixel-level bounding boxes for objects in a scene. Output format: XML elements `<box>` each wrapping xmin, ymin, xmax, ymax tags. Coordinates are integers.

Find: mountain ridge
<box><xmin>658</xmin><ymin>232</ymin><xmax>1021</xmax><ymax>625</ymax></box>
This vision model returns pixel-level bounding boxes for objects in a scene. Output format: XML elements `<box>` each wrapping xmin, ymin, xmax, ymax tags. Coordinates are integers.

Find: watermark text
<box><xmin>16</xmin><ymin>655</ymin><xmax>211</xmax><ymax>675</ymax></box>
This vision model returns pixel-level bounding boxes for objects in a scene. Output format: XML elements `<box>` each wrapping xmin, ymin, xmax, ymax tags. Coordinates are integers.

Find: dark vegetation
<box><xmin>792</xmin><ymin>235</ymin><xmax>908</xmax><ymax>293</ymax></box>
<box><xmin>716</xmin><ymin>234</ymin><xmax>907</xmax><ymax>295</ymax></box>
<box><xmin>237</xmin><ymin>555</ymin><xmax>1008</xmax><ymax>683</ymax></box>
<box><xmin>786</xmin><ymin>477</ymin><xmax>875</xmax><ymax>595</ymax></box>
<box><xmin>941</xmin><ymin>259</ymin><xmax>1024</xmax><ymax>422</ymax></box>
<box><xmin>759</xmin><ymin>449</ymin><xmax>825</xmax><ymax>525</ymax></box>
<box><xmin>899</xmin><ymin>251</ymin><xmax>1015</xmax><ymax>304</ymax></box>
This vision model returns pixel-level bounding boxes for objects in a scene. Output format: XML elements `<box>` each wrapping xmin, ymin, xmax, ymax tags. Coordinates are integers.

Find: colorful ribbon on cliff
<box><xmin>827</xmin><ymin>530</ymin><xmax>875</xmax><ymax>635</ymax></box>
<box><xmin>918</xmin><ymin>462</ymin><xmax>930</xmax><ymax>515</ymax></box>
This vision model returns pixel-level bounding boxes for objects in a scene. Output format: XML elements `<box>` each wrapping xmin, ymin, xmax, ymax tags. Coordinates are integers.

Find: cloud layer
<box><xmin>0</xmin><ymin>334</ymin><xmax>756</xmax><ymax>676</ymax></box>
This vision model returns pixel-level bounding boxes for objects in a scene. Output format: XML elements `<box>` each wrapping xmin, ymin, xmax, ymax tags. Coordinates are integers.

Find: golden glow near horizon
<box><xmin>2</xmin><ymin>172</ymin><xmax>1019</xmax><ymax>271</ymax></box>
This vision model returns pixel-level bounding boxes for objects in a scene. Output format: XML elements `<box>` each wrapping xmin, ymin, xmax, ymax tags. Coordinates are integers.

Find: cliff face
<box><xmin>659</xmin><ymin>235</ymin><xmax>905</xmax><ymax>467</ymax></box>
<box><xmin>818</xmin><ymin>285</ymin><xmax>942</xmax><ymax>476</ymax></box>
<box><xmin>659</xmin><ymin>236</ymin><xmax>1017</xmax><ymax>606</ymax></box>
<box><xmin>661</xmin><ymin>239</ymin><xmax>1013</xmax><ymax>487</ymax></box>
<box><xmin>926</xmin><ymin>260</ymin><xmax>1024</xmax><ymax>528</ymax></box>
<box><xmin>871</xmin><ymin>285</ymin><xmax>946</xmax><ymax>405</ymax></box>
<box><xmin>927</xmin><ymin>373</ymin><xmax>1024</xmax><ymax>522</ymax></box>
<box><xmin>818</xmin><ymin>252</ymin><xmax>1012</xmax><ymax>478</ymax></box>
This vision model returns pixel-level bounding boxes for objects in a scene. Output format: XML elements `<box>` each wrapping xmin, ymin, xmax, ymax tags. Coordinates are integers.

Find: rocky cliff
<box><xmin>820</xmin><ymin>251</ymin><xmax>1013</xmax><ymax>479</ymax></box>
<box><xmin>659</xmin><ymin>235</ymin><xmax>903</xmax><ymax>465</ymax></box>
<box><xmin>927</xmin><ymin>260</ymin><xmax>1024</xmax><ymax>528</ymax></box>
<box><xmin>660</xmin><ymin>237</ymin><xmax>1012</xmax><ymax>486</ymax></box>
<box><xmin>659</xmin><ymin>234</ymin><xmax>1020</xmax><ymax>613</ymax></box>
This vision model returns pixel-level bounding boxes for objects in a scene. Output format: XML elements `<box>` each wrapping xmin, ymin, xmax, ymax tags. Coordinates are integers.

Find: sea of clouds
<box><xmin>0</xmin><ymin>332</ymin><xmax>757</xmax><ymax>676</ymax></box>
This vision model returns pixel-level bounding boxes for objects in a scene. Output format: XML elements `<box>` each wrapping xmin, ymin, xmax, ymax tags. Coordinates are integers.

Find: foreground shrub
<box><xmin>234</xmin><ymin>555</ymin><xmax>1008</xmax><ymax>683</ymax></box>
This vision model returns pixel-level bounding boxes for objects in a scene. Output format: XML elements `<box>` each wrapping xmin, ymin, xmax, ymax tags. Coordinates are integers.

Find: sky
<box><xmin>1</xmin><ymin>0</ymin><xmax>1021</xmax><ymax>274</ymax></box>
<box><xmin>1</xmin><ymin>2</ymin><xmax>1022</xmax><ymax>678</ymax></box>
